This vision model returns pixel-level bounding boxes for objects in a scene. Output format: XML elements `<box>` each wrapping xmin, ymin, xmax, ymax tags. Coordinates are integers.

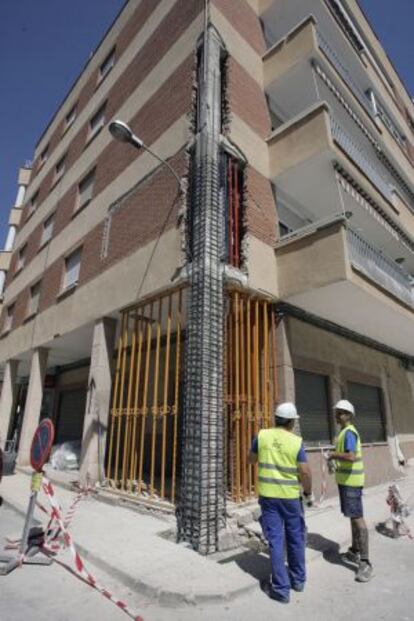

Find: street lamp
<box><xmin>108</xmin><ymin>119</ymin><xmax>182</xmax><ymax>188</ymax></box>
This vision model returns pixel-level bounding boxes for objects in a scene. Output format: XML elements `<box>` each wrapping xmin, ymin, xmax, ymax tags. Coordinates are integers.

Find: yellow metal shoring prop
<box><xmin>121</xmin><ymin>311</ymin><xmax>138</xmax><ymax>489</ymax></box>
<box><xmin>246</xmin><ymin>297</ymin><xmax>252</xmax><ymax>497</ymax></box>
<box><xmin>271</xmin><ymin>310</ymin><xmax>279</xmax><ymax>417</ymax></box>
<box><xmin>129</xmin><ymin>315</ymin><xmax>144</xmax><ymax>488</ymax></box>
<box><xmin>150</xmin><ymin>298</ymin><xmax>163</xmax><ymax>497</ymax></box>
<box><xmin>263</xmin><ymin>301</ymin><xmax>270</xmax><ymax>428</ymax></box>
<box><xmin>171</xmin><ymin>289</ymin><xmax>182</xmax><ymax>504</ymax></box>
<box><xmin>138</xmin><ymin>302</ymin><xmax>153</xmax><ymax>495</ymax></box>
<box><xmin>114</xmin><ymin>311</ymin><xmax>129</xmax><ymax>487</ymax></box>
<box><xmin>107</xmin><ymin>312</ymin><xmax>126</xmax><ymax>483</ymax></box>
<box><xmin>223</xmin><ymin>309</ymin><xmax>229</xmax><ymax>499</ymax></box>
<box><xmin>254</xmin><ymin>299</ymin><xmax>260</xmax><ymax>494</ymax></box>
<box><xmin>160</xmin><ymin>295</ymin><xmax>172</xmax><ymax>500</ymax></box>
<box><xmin>234</xmin><ymin>292</ymin><xmax>241</xmax><ymax>503</ymax></box>
<box><xmin>228</xmin><ymin>295</ymin><xmax>234</xmax><ymax>498</ymax></box>
<box><xmin>240</xmin><ymin>295</ymin><xmax>247</xmax><ymax>501</ymax></box>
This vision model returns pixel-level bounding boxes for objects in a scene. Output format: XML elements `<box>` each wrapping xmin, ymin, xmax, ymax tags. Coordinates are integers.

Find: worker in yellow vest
<box><xmin>327</xmin><ymin>399</ymin><xmax>373</xmax><ymax>582</ymax></box>
<box><xmin>249</xmin><ymin>402</ymin><xmax>312</xmax><ymax>604</ymax></box>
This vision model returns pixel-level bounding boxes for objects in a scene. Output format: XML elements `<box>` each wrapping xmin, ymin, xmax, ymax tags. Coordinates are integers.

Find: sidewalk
<box><xmin>1</xmin><ymin>464</ymin><xmax>413</xmax><ymax>606</ymax></box>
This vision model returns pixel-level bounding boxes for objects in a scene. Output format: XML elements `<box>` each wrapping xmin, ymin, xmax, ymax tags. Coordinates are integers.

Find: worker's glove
<box><xmin>324</xmin><ymin>451</ymin><xmax>336</xmax><ymax>474</ymax></box>
<box><xmin>302</xmin><ymin>492</ymin><xmax>315</xmax><ymax>508</ymax></box>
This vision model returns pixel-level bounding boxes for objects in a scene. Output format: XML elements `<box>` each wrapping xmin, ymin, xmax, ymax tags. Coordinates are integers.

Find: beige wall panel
<box><xmin>8</xmin><ymin>209</ymin><xmax>23</xmax><ymax>227</ymax></box>
<box><xmin>268</xmin><ymin>105</ymin><xmax>331</xmax><ymax>179</ymax></box>
<box><xmin>276</xmin><ymin>223</ymin><xmax>349</xmax><ymax>298</ymax></box>
<box><xmin>0</xmin><ymin>252</ymin><xmax>12</xmax><ymax>272</ymax></box>
<box><xmin>246</xmin><ymin>234</ymin><xmax>278</xmax><ymax>297</ymax></box>
<box><xmin>229</xmin><ymin>115</ymin><xmax>269</xmax><ymax>178</ymax></box>
<box><xmin>263</xmin><ymin>19</ymin><xmax>316</xmax><ymax>89</ymax></box>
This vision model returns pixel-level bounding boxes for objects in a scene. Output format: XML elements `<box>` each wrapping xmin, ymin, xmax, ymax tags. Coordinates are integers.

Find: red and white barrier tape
<box><xmin>41</xmin><ymin>479</ymin><xmax>144</xmax><ymax>621</ymax></box>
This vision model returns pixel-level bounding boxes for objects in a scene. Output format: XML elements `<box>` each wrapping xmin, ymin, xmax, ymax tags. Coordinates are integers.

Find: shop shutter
<box><xmin>346</xmin><ymin>382</ymin><xmax>386</xmax><ymax>443</ymax></box>
<box><xmin>55</xmin><ymin>389</ymin><xmax>87</xmax><ymax>444</ymax></box>
<box><xmin>294</xmin><ymin>369</ymin><xmax>331</xmax><ymax>445</ymax></box>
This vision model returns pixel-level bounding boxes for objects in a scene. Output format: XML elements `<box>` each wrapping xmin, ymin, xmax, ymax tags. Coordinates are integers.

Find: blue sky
<box><xmin>0</xmin><ymin>1</ymin><xmax>412</xmax><ymax>244</ymax></box>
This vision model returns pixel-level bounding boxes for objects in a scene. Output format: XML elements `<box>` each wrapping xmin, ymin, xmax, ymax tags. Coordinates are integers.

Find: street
<box><xmin>1</xmin><ymin>503</ymin><xmax>414</xmax><ymax>621</ymax></box>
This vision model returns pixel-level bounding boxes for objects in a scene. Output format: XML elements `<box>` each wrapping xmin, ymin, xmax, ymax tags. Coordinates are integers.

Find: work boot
<box><xmin>260</xmin><ymin>579</ymin><xmax>290</xmax><ymax>604</ymax></box>
<box><xmin>355</xmin><ymin>560</ymin><xmax>373</xmax><ymax>582</ymax></box>
<box><xmin>291</xmin><ymin>582</ymin><xmax>305</xmax><ymax>592</ymax></box>
<box><xmin>343</xmin><ymin>547</ymin><xmax>360</xmax><ymax>564</ymax></box>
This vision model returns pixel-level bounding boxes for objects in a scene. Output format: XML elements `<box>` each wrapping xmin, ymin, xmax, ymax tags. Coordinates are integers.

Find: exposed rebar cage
<box><xmin>225</xmin><ymin>291</ymin><xmax>278</xmax><ymax>502</ymax></box>
<box><xmin>105</xmin><ymin>287</ymin><xmax>184</xmax><ymax>505</ymax></box>
<box><xmin>178</xmin><ymin>26</ymin><xmax>227</xmax><ymax>554</ymax></box>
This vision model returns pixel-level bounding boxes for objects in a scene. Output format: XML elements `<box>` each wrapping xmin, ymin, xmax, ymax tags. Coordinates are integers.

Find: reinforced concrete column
<box><xmin>79</xmin><ymin>317</ymin><xmax>116</xmax><ymax>485</ymax></box>
<box><xmin>178</xmin><ymin>25</ymin><xmax>226</xmax><ymax>554</ymax></box>
<box><xmin>17</xmin><ymin>348</ymin><xmax>49</xmax><ymax>466</ymax></box>
<box><xmin>0</xmin><ymin>359</ymin><xmax>20</xmax><ymax>449</ymax></box>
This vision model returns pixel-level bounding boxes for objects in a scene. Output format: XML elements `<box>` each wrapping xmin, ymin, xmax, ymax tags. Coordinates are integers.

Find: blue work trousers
<box><xmin>259</xmin><ymin>497</ymin><xmax>306</xmax><ymax>599</ymax></box>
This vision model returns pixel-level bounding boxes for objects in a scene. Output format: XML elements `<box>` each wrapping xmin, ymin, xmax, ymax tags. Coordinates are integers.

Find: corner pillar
<box><xmin>0</xmin><ymin>359</ymin><xmax>20</xmax><ymax>449</ymax></box>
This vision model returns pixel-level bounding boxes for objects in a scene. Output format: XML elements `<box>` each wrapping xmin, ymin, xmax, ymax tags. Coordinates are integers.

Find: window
<box><xmin>16</xmin><ymin>244</ymin><xmax>27</xmax><ymax>272</ymax></box>
<box><xmin>99</xmin><ymin>47</ymin><xmax>115</xmax><ymax>81</ymax></box>
<box><xmin>55</xmin><ymin>154</ymin><xmax>67</xmax><ymax>180</ymax></box>
<box><xmin>27</xmin><ymin>281</ymin><xmax>41</xmax><ymax>317</ymax></box>
<box><xmin>76</xmin><ymin>169</ymin><xmax>95</xmax><ymax>211</ymax></box>
<box><xmin>346</xmin><ymin>382</ymin><xmax>386</xmax><ymax>443</ymax></box>
<box><xmin>89</xmin><ymin>103</ymin><xmax>106</xmax><ymax>139</ymax></box>
<box><xmin>295</xmin><ymin>370</ymin><xmax>332</xmax><ymax>445</ymax></box>
<box><xmin>29</xmin><ymin>191</ymin><xmax>39</xmax><ymax>216</ymax></box>
<box><xmin>65</xmin><ymin>104</ymin><xmax>77</xmax><ymax>129</ymax></box>
<box><xmin>3</xmin><ymin>304</ymin><xmax>14</xmax><ymax>332</ymax></box>
<box><xmin>41</xmin><ymin>214</ymin><xmax>54</xmax><ymax>246</ymax></box>
<box><xmin>62</xmin><ymin>248</ymin><xmax>82</xmax><ymax>291</ymax></box>
<box><xmin>40</xmin><ymin>145</ymin><xmax>49</xmax><ymax>165</ymax></box>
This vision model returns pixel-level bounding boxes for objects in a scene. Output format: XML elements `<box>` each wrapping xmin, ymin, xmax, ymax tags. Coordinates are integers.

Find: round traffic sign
<box><xmin>30</xmin><ymin>419</ymin><xmax>55</xmax><ymax>472</ymax></box>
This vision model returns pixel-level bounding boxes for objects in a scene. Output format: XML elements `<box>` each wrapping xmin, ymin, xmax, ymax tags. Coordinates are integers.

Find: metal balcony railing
<box><xmin>316</xmin><ymin>31</ymin><xmax>372</xmax><ymax>118</ymax></box>
<box><xmin>330</xmin><ymin>118</ymin><xmax>393</xmax><ymax>202</ymax></box>
<box><xmin>347</xmin><ymin>227</ymin><xmax>414</xmax><ymax>307</ymax></box>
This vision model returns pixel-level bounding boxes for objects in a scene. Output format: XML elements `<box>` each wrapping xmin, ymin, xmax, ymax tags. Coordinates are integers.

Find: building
<box><xmin>0</xmin><ymin>0</ymin><xmax>413</xmax><ymax>553</ymax></box>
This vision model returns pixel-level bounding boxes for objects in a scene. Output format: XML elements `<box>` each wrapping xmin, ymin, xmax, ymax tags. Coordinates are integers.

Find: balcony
<box><xmin>276</xmin><ymin>217</ymin><xmax>414</xmax><ymax>355</ymax></box>
<box><xmin>263</xmin><ymin>16</ymin><xmax>414</xmax><ymax>206</ymax></box>
<box><xmin>268</xmin><ymin>102</ymin><xmax>414</xmax><ymax>273</ymax></box>
<box><xmin>0</xmin><ymin>251</ymin><xmax>12</xmax><ymax>272</ymax></box>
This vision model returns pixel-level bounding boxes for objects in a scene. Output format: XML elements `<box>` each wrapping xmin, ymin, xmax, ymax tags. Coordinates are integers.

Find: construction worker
<box><xmin>327</xmin><ymin>399</ymin><xmax>373</xmax><ymax>582</ymax></box>
<box><xmin>249</xmin><ymin>402</ymin><xmax>312</xmax><ymax>604</ymax></box>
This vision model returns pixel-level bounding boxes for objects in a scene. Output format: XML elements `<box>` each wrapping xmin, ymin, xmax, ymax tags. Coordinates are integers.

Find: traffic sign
<box><xmin>30</xmin><ymin>419</ymin><xmax>55</xmax><ymax>472</ymax></box>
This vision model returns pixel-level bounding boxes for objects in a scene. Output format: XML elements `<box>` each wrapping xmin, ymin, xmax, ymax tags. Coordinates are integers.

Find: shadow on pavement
<box><xmin>306</xmin><ymin>533</ymin><xmax>356</xmax><ymax>572</ymax></box>
<box><xmin>219</xmin><ymin>550</ymin><xmax>270</xmax><ymax>582</ymax></box>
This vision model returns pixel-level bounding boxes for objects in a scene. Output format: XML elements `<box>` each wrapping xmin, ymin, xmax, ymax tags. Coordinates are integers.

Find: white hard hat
<box><xmin>334</xmin><ymin>399</ymin><xmax>355</xmax><ymax>416</ymax></box>
<box><xmin>275</xmin><ymin>402</ymin><xmax>299</xmax><ymax>419</ymax></box>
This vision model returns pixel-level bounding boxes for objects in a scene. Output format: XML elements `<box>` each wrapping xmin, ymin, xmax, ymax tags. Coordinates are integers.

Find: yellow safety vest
<box><xmin>335</xmin><ymin>424</ymin><xmax>365</xmax><ymax>487</ymax></box>
<box><xmin>258</xmin><ymin>428</ymin><xmax>302</xmax><ymax>499</ymax></box>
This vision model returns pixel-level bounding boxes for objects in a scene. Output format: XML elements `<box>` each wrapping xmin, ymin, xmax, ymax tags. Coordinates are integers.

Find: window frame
<box><xmin>88</xmin><ymin>102</ymin><xmax>107</xmax><ymax>141</ymax></box>
<box><xmin>61</xmin><ymin>247</ymin><xmax>82</xmax><ymax>293</ymax></box>
<box><xmin>3</xmin><ymin>303</ymin><xmax>15</xmax><ymax>333</ymax></box>
<box><xmin>98</xmin><ymin>47</ymin><xmax>116</xmax><ymax>83</ymax></box>
<box><xmin>27</xmin><ymin>280</ymin><xmax>42</xmax><ymax>318</ymax></box>
<box><xmin>40</xmin><ymin>213</ymin><xmax>54</xmax><ymax>247</ymax></box>
<box><xmin>76</xmin><ymin>168</ymin><xmax>95</xmax><ymax>213</ymax></box>
<box><xmin>65</xmin><ymin>104</ymin><xmax>77</xmax><ymax>130</ymax></box>
<box><xmin>16</xmin><ymin>244</ymin><xmax>27</xmax><ymax>273</ymax></box>
<box><xmin>55</xmin><ymin>153</ymin><xmax>67</xmax><ymax>181</ymax></box>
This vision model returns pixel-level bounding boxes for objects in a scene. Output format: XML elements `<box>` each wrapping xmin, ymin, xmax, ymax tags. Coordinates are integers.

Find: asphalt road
<box><xmin>1</xmin><ymin>503</ymin><xmax>414</xmax><ymax>621</ymax></box>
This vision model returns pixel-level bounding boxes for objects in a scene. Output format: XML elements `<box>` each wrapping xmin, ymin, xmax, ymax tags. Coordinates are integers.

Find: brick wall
<box><xmin>245</xmin><ymin>166</ymin><xmax>277</xmax><ymax>246</ymax></box>
<box><xmin>212</xmin><ymin>0</ymin><xmax>266</xmax><ymax>55</ymax></box>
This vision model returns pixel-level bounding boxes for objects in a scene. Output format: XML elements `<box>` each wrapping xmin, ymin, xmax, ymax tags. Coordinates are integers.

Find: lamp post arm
<box><xmin>142</xmin><ymin>143</ymin><xmax>182</xmax><ymax>189</ymax></box>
